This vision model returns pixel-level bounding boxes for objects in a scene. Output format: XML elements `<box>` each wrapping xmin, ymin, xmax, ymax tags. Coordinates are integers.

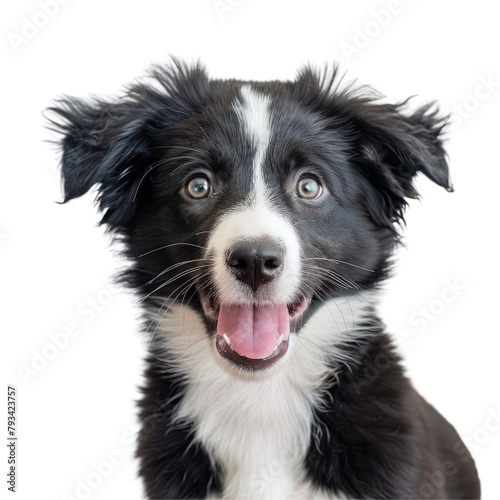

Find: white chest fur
<box><xmin>181</xmin><ymin>362</ymin><xmax>315</xmax><ymax>499</ymax></box>
<box><xmin>153</xmin><ymin>295</ymin><xmax>373</xmax><ymax>499</ymax></box>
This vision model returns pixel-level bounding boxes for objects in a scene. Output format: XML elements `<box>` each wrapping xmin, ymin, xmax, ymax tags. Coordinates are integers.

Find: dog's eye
<box><xmin>296</xmin><ymin>177</ymin><xmax>322</xmax><ymax>199</ymax></box>
<box><xmin>186</xmin><ymin>176</ymin><xmax>211</xmax><ymax>199</ymax></box>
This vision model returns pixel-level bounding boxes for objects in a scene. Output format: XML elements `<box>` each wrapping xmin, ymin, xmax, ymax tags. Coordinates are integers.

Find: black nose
<box><xmin>226</xmin><ymin>239</ymin><xmax>284</xmax><ymax>291</ymax></box>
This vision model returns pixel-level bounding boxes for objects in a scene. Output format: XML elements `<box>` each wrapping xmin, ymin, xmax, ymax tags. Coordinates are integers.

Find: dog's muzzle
<box><xmin>200</xmin><ymin>236</ymin><xmax>309</xmax><ymax>371</ymax></box>
<box><xmin>202</xmin><ymin>204</ymin><xmax>309</xmax><ymax>370</ymax></box>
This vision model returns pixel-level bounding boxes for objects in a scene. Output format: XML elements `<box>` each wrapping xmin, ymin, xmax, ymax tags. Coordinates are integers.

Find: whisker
<box><xmin>146</xmin><ymin>270</ymin><xmax>211</xmax><ymax>344</ymax></box>
<box><xmin>142</xmin><ymin>265</ymin><xmax>210</xmax><ymax>302</ymax></box>
<box><xmin>170</xmin><ymin>159</ymin><xmax>208</xmax><ymax>177</ymax></box>
<box><xmin>139</xmin><ymin>242</ymin><xmax>207</xmax><ymax>258</ymax></box>
<box><xmin>303</xmin><ymin>257</ymin><xmax>374</xmax><ymax>273</ymax></box>
<box><xmin>303</xmin><ymin>264</ymin><xmax>360</xmax><ymax>291</ymax></box>
<box><xmin>147</xmin><ymin>259</ymin><xmax>211</xmax><ymax>284</ymax></box>
<box><xmin>132</xmin><ymin>154</ymin><xmax>211</xmax><ymax>202</ymax></box>
<box><xmin>303</xmin><ymin>267</ymin><xmax>352</xmax><ymax>290</ymax></box>
<box><xmin>149</xmin><ymin>145</ymin><xmax>208</xmax><ymax>156</ymax></box>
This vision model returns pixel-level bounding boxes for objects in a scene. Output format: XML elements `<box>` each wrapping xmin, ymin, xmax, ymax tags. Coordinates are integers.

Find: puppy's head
<box><xmin>48</xmin><ymin>60</ymin><xmax>450</xmax><ymax>371</ymax></box>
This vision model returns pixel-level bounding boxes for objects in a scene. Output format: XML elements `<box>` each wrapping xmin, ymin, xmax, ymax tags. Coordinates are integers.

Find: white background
<box><xmin>1</xmin><ymin>1</ymin><xmax>499</xmax><ymax>499</ymax></box>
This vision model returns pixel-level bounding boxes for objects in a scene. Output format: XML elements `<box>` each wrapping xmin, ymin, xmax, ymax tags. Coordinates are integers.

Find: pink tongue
<box><xmin>217</xmin><ymin>303</ymin><xmax>290</xmax><ymax>359</ymax></box>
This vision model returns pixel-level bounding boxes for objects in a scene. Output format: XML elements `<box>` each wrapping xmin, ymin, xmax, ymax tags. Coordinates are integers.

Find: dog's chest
<box><xmin>178</xmin><ymin>367</ymin><xmax>335</xmax><ymax>500</ymax></box>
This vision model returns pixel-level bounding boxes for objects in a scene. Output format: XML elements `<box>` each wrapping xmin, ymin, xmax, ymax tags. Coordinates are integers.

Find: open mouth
<box><xmin>201</xmin><ymin>294</ymin><xmax>310</xmax><ymax>371</ymax></box>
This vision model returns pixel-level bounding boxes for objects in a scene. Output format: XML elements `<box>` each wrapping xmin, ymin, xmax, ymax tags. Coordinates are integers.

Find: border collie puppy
<box><xmin>48</xmin><ymin>60</ymin><xmax>480</xmax><ymax>499</ymax></box>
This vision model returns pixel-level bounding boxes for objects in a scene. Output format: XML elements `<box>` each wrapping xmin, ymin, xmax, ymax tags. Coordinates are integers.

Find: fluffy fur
<box><xmin>48</xmin><ymin>59</ymin><xmax>480</xmax><ymax>499</ymax></box>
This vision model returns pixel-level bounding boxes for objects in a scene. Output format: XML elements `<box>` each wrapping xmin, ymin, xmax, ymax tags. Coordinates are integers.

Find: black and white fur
<box><xmin>48</xmin><ymin>60</ymin><xmax>480</xmax><ymax>499</ymax></box>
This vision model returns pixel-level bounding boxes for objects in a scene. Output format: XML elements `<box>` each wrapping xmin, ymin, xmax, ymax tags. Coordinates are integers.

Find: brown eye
<box><xmin>186</xmin><ymin>176</ymin><xmax>211</xmax><ymax>199</ymax></box>
<box><xmin>297</xmin><ymin>177</ymin><xmax>322</xmax><ymax>199</ymax></box>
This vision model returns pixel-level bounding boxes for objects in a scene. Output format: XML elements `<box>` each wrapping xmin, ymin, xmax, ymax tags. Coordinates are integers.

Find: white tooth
<box><xmin>223</xmin><ymin>333</ymin><xmax>231</xmax><ymax>347</ymax></box>
<box><xmin>275</xmin><ymin>334</ymin><xmax>284</xmax><ymax>349</ymax></box>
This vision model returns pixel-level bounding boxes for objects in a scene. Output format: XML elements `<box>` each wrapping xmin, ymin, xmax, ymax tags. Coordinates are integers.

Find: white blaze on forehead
<box><xmin>234</xmin><ymin>85</ymin><xmax>272</xmax><ymax>202</ymax></box>
<box><xmin>206</xmin><ymin>85</ymin><xmax>301</xmax><ymax>306</ymax></box>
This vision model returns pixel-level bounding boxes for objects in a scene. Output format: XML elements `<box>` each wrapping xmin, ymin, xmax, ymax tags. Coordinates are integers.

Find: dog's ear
<box><xmin>348</xmin><ymin>100</ymin><xmax>451</xmax><ymax>228</ymax></box>
<box><xmin>297</xmin><ymin>66</ymin><xmax>451</xmax><ymax>227</ymax></box>
<box><xmin>354</xmin><ymin>100</ymin><xmax>451</xmax><ymax>195</ymax></box>
<box><xmin>46</xmin><ymin>61</ymin><xmax>209</xmax><ymax>227</ymax></box>
<box><xmin>47</xmin><ymin>96</ymin><xmax>153</xmax><ymax>226</ymax></box>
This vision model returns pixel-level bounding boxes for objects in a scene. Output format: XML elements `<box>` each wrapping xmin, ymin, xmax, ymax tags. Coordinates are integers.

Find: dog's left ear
<box><xmin>344</xmin><ymin>98</ymin><xmax>451</xmax><ymax>228</ymax></box>
<box><xmin>354</xmin><ymin>100</ymin><xmax>452</xmax><ymax>196</ymax></box>
<box><xmin>297</xmin><ymin>66</ymin><xmax>450</xmax><ymax>225</ymax></box>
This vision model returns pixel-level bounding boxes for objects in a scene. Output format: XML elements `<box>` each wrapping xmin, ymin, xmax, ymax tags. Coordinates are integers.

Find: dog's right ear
<box><xmin>46</xmin><ymin>60</ymin><xmax>209</xmax><ymax>227</ymax></box>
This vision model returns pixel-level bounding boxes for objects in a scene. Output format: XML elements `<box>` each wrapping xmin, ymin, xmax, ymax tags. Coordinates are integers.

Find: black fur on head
<box><xmin>47</xmin><ymin>60</ymin><xmax>450</xmax><ymax>300</ymax></box>
<box><xmin>47</xmin><ymin>60</ymin><xmax>450</xmax><ymax>229</ymax></box>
